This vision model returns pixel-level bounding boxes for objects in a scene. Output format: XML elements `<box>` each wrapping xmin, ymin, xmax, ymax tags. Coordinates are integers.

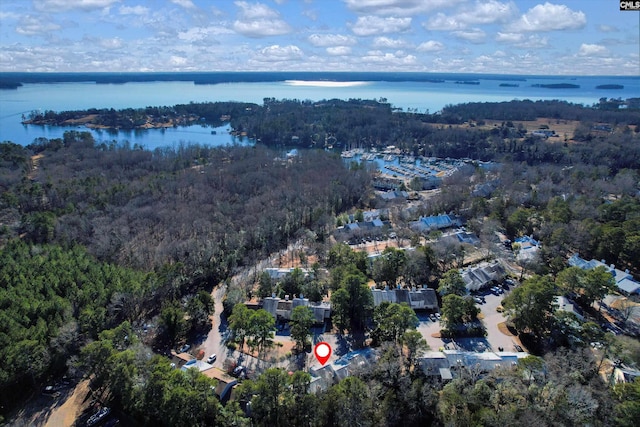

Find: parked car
<box><xmin>473</xmin><ymin>297</ymin><xmax>483</xmax><ymax>304</ymax></box>
<box><xmin>429</xmin><ymin>314</ymin><xmax>437</xmax><ymax>321</ymax></box>
<box><xmin>514</xmin><ymin>344</ymin><xmax>523</xmax><ymax>352</ymax></box>
<box><xmin>86</xmin><ymin>407</ymin><xmax>110</xmax><ymax>426</ymax></box>
<box><xmin>206</xmin><ymin>354</ymin><xmax>217</xmax><ymax>364</ymax></box>
<box><xmin>232</xmin><ymin>365</ymin><xmax>246</xmax><ymax>378</ymax></box>
<box><xmin>178</xmin><ymin>344</ymin><xmax>191</xmax><ymax>353</ymax></box>
<box><xmin>435</xmin><ymin>313</ymin><xmax>441</xmax><ymax>320</ymax></box>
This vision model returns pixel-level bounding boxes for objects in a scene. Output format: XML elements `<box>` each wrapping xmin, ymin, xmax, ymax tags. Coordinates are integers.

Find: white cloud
<box><xmin>507</xmin><ymin>2</ymin><xmax>586</xmax><ymax>32</ymax></box>
<box><xmin>34</xmin><ymin>0</ymin><xmax>120</xmax><ymax>12</ymax></box>
<box><xmin>350</xmin><ymin>16</ymin><xmax>411</xmax><ymax>36</ymax></box>
<box><xmin>308</xmin><ymin>34</ymin><xmax>356</xmax><ymax>47</ymax></box>
<box><xmin>327</xmin><ymin>46</ymin><xmax>352</xmax><ymax>56</ymax></box>
<box><xmin>0</xmin><ymin>11</ymin><xmax>20</xmax><ymax>20</ymax></box>
<box><xmin>342</xmin><ymin>0</ymin><xmax>450</xmax><ymax>16</ymax></box>
<box><xmin>118</xmin><ymin>5</ymin><xmax>149</xmax><ymax>15</ymax></box>
<box><xmin>98</xmin><ymin>37</ymin><xmax>124</xmax><ymax>49</ymax></box>
<box><xmin>177</xmin><ymin>26</ymin><xmax>232</xmax><ymax>42</ymax></box>
<box><xmin>233</xmin><ymin>1</ymin><xmax>291</xmax><ymax>37</ymax></box>
<box><xmin>169</xmin><ymin>55</ymin><xmax>188</xmax><ymax>66</ymax></box>
<box><xmin>253</xmin><ymin>44</ymin><xmax>304</xmax><ymax>62</ymax></box>
<box><xmin>361</xmin><ymin>50</ymin><xmax>417</xmax><ymax>65</ymax></box>
<box><xmin>578</xmin><ymin>44</ymin><xmax>608</xmax><ymax>57</ymax></box>
<box><xmin>598</xmin><ymin>25</ymin><xmax>619</xmax><ymax>33</ymax></box>
<box><xmin>235</xmin><ymin>1</ymin><xmax>279</xmax><ymax>20</ymax></box>
<box><xmin>372</xmin><ymin>37</ymin><xmax>407</xmax><ymax>49</ymax></box>
<box><xmin>496</xmin><ymin>32</ymin><xmax>548</xmax><ymax>48</ymax></box>
<box><xmin>496</xmin><ymin>32</ymin><xmax>523</xmax><ymax>43</ymax></box>
<box><xmin>458</xmin><ymin>0</ymin><xmax>517</xmax><ymax>25</ymax></box>
<box><xmin>453</xmin><ymin>29</ymin><xmax>486</xmax><ymax>44</ymax></box>
<box><xmin>416</xmin><ymin>40</ymin><xmax>444</xmax><ymax>52</ymax></box>
<box><xmin>170</xmin><ymin>0</ymin><xmax>196</xmax><ymax>9</ymax></box>
<box><xmin>423</xmin><ymin>13</ymin><xmax>464</xmax><ymax>31</ymax></box>
<box><xmin>15</xmin><ymin>15</ymin><xmax>61</xmax><ymax>35</ymax></box>
<box><xmin>424</xmin><ymin>0</ymin><xmax>517</xmax><ymax>30</ymax></box>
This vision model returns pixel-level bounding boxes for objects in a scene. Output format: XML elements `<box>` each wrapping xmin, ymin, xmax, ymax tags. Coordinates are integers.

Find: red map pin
<box><xmin>314</xmin><ymin>342</ymin><xmax>332</xmax><ymax>366</ymax></box>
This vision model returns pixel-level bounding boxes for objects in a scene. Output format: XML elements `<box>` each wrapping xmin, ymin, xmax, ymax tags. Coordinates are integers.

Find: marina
<box><xmin>342</xmin><ymin>148</ymin><xmax>466</xmax><ymax>181</ymax></box>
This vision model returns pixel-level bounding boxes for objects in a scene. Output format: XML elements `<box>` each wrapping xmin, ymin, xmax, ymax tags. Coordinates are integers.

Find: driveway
<box><xmin>478</xmin><ymin>288</ymin><xmax>523</xmax><ymax>352</ymax></box>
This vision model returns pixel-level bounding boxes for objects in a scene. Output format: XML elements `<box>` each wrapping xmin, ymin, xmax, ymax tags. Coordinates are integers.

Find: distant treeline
<box><xmin>438</xmin><ymin>99</ymin><xmax>640</xmax><ymax>122</ymax></box>
<box><xmin>0</xmin><ymin>71</ymin><xmax>531</xmax><ymax>86</ymax></box>
<box><xmin>20</xmin><ymin>98</ymin><xmax>640</xmax><ymax>172</ymax></box>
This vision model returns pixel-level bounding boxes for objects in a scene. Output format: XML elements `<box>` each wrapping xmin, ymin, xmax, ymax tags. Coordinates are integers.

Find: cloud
<box><xmin>170</xmin><ymin>0</ymin><xmax>196</xmax><ymax>9</ymax></box>
<box><xmin>372</xmin><ymin>37</ymin><xmax>407</xmax><ymax>49</ymax></box>
<box><xmin>33</xmin><ymin>0</ymin><xmax>120</xmax><ymax>12</ymax></box>
<box><xmin>326</xmin><ymin>46</ymin><xmax>352</xmax><ymax>56</ymax></box>
<box><xmin>0</xmin><ymin>11</ymin><xmax>20</xmax><ymax>20</ymax></box>
<box><xmin>253</xmin><ymin>44</ymin><xmax>304</xmax><ymax>62</ymax></box>
<box><xmin>423</xmin><ymin>14</ymin><xmax>464</xmax><ymax>31</ymax></box>
<box><xmin>233</xmin><ymin>1</ymin><xmax>291</xmax><ymax>37</ymax></box>
<box><xmin>416</xmin><ymin>40</ymin><xmax>444</xmax><ymax>52</ymax></box>
<box><xmin>360</xmin><ymin>50</ymin><xmax>417</xmax><ymax>65</ymax></box>
<box><xmin>308</xmin><ymin>34</ymin><xmax>356</xmax><ymax>47</ymax></box>
<box><xmin>507</xmin><ymin>2</ymin><xmax>586</xmax><ymax>32</ymax></box>
<box><xmin>119</xmin><ymin>5</ymin><xmax>149</xmax><ymax>15</ymax></box>
<box><xmin>598</xmin><ymin>25</ymin><xmax>619</xmax><ymax>33</ymax></box>
<box><xmin>98</xmin><ymin>37</ymin><xmax>124</xmax><ymax>50</ymax></box>
<box><xmin>424</xmin><ymin>0</ymin><xmax>517</xmax><ymax>30</ymax></box>
<box><xmin>578</xmin><ymin>44</ymin><xmax>608</xmax><ymax>57</ymax></box>
<box><xmin>342</xmin><ymin>0</ymin><xmax>450</xmax><ymax>16</ymax></box>
<box><xmin>350</xmin><ymin>16</ymin><xmax>411</xmax><ymax>36</ymax></box>
<box><xmin>453</xmin><ymin>29</ymin><xmax>486</xmax><ymax>44</ymax></box>
<box><xmin>177</xmin><ymin>26</ymin><xmax>233</xmax><ymax>43</ymax></box>
<box><xmin>496</xmin><ymin>32</ymin><xmax>548</xmax><ymax>48</ymax></box>
<box><xmin>16</xmin><ymin>15</ymin><xmax>61</xmax><ymax>35</ymax></box>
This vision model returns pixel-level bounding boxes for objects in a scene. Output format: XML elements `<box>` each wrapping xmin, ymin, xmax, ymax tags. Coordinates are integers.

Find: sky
<box><xmin>0</xmin><ymin>0</ymin><xmax>638</xmax><ymax>75</ymax></box>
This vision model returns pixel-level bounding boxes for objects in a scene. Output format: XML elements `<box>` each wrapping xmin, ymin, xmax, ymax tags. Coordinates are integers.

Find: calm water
<box><xmin>1</xmin><ymin>74</ymin><xmax>638</xmax><ymax>149</ymax></box>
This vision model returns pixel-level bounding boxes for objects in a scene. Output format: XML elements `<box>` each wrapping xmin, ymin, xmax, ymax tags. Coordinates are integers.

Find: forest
<box><xmin>24</xmin><ymin>98</ymin><xmax>640</xmax><ymax>173</ymax></box>
<box><xmin>1</xmin><ymin>97</ymin><xmax>640</xmax><ymax>425</ymax></box>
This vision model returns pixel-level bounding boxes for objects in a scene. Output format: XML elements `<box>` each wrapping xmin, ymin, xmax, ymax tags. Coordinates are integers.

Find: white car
<box><xmin>206</xmin><ymin>354</ymin><xmax>217</xmax><ymax>364</ymax></box>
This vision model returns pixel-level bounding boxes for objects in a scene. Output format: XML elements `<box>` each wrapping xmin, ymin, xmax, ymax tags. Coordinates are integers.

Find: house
<box><xmin>418</xmin><ymin>350</ymin><xmax>529</xmax><ymax>381</ymax></box>
<box><xmin>264</xmin><ymin>267</ymin><xmax>311</xmax><ymax>280</ymax></box>
<box><xmin>568</xmin><ymin>254</ymin><xmax>640</xmax><ymax>295</ymax></box>
<box><xmin>531</xmin><ymin>129</ymin><xmax>556</xmax><ymax>138</ymax></box>
<box><xmin>460</xmin><ymin>261</ymin><xmax>506</xmax><ymax>291</ymax></box>
<box><xmin>309</xmin><ymin>348</ymin><xmax>376</xmax><ymax>393</ymax></box>
<box><xmin>412</xmin><ymin>214</ymin><xmax>461</xmax><ymax>232</ymax></box>
<box><xmin>261</xmin><ymin>295</ymin><xmax>331</xmax><ymax>324</ymax></box>
<box><xmin>555</xmin><ymin>296</ymin><xmax>584</xmax><ymax>321</ymax></box>
<box><xmin>514</xmin><ymin>235</ymin><xmax>541</xmax><ymax>262</ymax></box>
<box><xmin>371</xmin><ymin>286</ymin><xmax>439</xmax><ymax>311</ymax></box>
<box><xmin>204</xmin><ymin>368</ymin><xmax>238</xmax><ymax>404</ymax></box>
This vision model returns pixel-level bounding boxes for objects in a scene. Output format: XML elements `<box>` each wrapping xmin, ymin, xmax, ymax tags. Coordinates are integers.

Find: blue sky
<box><xmin>0</xmin><ymin>0</ymin><xmax>638</xmax><ymax>75</ymax></box>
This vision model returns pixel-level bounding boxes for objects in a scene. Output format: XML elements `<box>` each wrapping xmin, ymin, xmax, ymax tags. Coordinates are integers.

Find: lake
<box><xmin>1</xmin><ymin>73</ymin><xmax>638</xmax><ymax>150</ymax></box>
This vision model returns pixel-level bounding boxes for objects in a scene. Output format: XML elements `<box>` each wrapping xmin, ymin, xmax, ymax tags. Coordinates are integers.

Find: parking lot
<box><xmin>416</xmin><ymin>282</ymin><xmax>525</xmax><ymax>354</ymax></box>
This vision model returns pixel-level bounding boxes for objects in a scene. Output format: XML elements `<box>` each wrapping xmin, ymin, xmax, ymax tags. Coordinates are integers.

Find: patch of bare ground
<box><xmin>481</xmin><ymin>118</ymin><xmax>578</xmax><ymax>141</ymax></box>
<box><xmin>234</xmin><ymin>339</ymin><xmax>296</xmax><ymax>362</ymax></box>
<box><xmin>27</xmin><ymin>154</ymin><xmax>44</xmax><ymax>180</ymax></box>
<box><xmin>61</xmin><ymin>114</ymin><xmax>98</xmax><ymax>125</ymax></box>
<box><xmin>7</xmin><ymin>380</ymin><xmax>92</xmax><ymax>427</ymax></box>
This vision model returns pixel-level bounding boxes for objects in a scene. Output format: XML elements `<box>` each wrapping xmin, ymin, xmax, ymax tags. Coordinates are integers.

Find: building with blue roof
<box><xmin>568</xmin><ymin>254</ymin><xmax>640</xmax><ymax>295</ymax></box>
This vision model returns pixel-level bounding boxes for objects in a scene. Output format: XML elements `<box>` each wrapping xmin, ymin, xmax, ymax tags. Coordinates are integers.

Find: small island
<box><xmin>531</xmin><ymin>83</ymin><xmax>580</xmax><ymax>89</ymax></box>
<box><xmin>596</xmin><ymin>84</ymin><xmax>624</xmax><ymax>90</ymax></box>
<box><xmin>499</xmin><ymin>83</ymin><xmax>519</xmax><ymax>87</ymax></box>
<box><xmin>0</xmin><ymin>81</ymin><xmax>22</xmax><ymax>89</ymax></box>
<box><xmin>454</xmin><ymin>80</ymin><xmax>480</xmax><ymax>85</ymax></box>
